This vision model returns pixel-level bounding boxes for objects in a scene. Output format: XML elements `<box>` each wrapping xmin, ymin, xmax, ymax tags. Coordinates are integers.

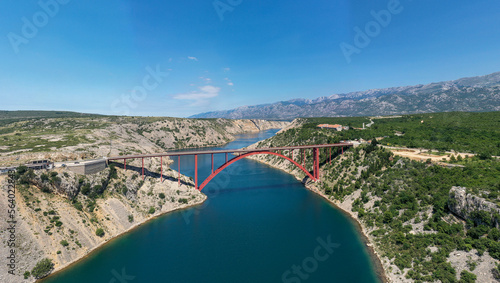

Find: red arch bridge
<box><xmin>107</xmin><ymin>143</ymin><xmax>352</xmax><ymax>191</ymax></box>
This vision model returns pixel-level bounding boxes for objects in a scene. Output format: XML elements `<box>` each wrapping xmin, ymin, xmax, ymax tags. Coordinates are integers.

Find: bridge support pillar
<box><xmin>124</xmin><ymin>159</ymin><xmax>126</xmax><ymax>170</ymax></box>
<box><xmin>178</xmin><ymin>156</ymin><xmax>180</xmax><ymax>186</ymax></box>
<box><xmin>160</xmin><ymin>156</ymin><xmax>163</xmax><ymax>182</ymax></box>
<box><xmin>195</xmin><ymin>154</ymin><xmax>198</xmax><ymax>190</ymax></box>
<box><xmin>302</xmin><ymin>149</ymin><xmax>305</xmax><ymax>167</ymax></box>
<box><xmin>142</xmin><ymin>158</ymin><xmax>144</xmax><ymax>180</ymax></box>
<box><xmin>313</xmin><ymin>147</ymin><xmax>320</xmax><ymax>181</ymax></box>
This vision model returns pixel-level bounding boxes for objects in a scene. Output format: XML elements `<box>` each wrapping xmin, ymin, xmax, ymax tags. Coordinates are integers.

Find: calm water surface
<box><xmin>43</xmin><ymin>129</ymin><xmax>380</xmax><ymax>283</ymax></box>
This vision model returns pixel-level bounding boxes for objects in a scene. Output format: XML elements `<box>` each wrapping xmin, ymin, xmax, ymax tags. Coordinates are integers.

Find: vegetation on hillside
<box><xmin>255</xmin><ymin>111</ymin><xmax>500</xmax><ymax>282</ymax></box>
<box><xmin>30</xmin><ymin>258</ymin><xmax>54</xmax><ymax>279</ymax></box>
<box><xmin>0</xmin><ymin>111</ymin><xmax>273</xmax><ymax>156</ymax></box>
<box><xmin>295</xmin><ymin>111</ymin><xmax>500</xmax><ymax>156</ymax></box>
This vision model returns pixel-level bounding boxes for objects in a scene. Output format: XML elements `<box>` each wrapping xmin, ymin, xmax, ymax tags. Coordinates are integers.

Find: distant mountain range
<box><xmin>191</xmin><ymin>72</ymin><xmax>500</xmax><ymax>120</ymax></box>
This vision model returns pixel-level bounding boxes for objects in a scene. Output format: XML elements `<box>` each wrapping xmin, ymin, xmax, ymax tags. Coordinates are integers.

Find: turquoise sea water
<box><xmin>42</xmin><ymin>130</ymin><xmax>380</xmax><ymax>283</ymax></box>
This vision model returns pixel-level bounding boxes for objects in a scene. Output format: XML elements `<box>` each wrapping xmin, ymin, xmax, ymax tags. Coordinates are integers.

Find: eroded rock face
<box><xmin>0</xmin><ymin>166</ymin><xmax>205</xmax><ymax>283</ymax></box>
<box><xmin>52</xmin><ymin>176</ymin><xmax>80</xmax><ymax>199</ymax></box>
<box><xmin>448</xmin><ymin>186</ymin><xmax>500</xmax><ymax>226</ymax></box>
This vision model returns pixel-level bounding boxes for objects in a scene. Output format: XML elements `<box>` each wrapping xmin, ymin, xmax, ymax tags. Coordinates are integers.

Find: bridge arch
<box><xmin>198</xmin><ymin>151</ymin><xmax>316</xmax><ymax>191</ymax></box>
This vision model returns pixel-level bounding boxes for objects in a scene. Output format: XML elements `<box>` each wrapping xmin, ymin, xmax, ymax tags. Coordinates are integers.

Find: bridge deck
<box><xmin>106</xmin><ymin>143</ymin><xmax>353</xmax><ymax>160</ymax></box>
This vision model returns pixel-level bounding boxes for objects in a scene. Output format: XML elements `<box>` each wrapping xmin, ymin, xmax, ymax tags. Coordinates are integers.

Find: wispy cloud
<box><xmin>224</xmin><ymin>77</ymin><xmax>234</xmax><ymax>86</ymax></box>
<box><xmin>173</xmin><ymin>85</ymin><xmax>220</xmax><ymax>105</ymax></box>
<box><xmin>200</xmin><ymin>76</ymin><xmax>212</xmax><ymax>83</ymax></box>
<box><xmin>188</xmin><ymin>56</ymin><xmax>198</xmax><ymax>61</ymax></box>
<box><xmin>223</xmin><ymin>67</ymin><xmax>230</xmax><ymax>72</ymax></box>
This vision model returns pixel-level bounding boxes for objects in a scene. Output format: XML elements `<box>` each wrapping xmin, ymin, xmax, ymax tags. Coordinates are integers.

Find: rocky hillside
<box><xmin>245</xmin><ymin>124</ymin><xmax>500</xmax><ymax>283</ymax></box>
<box><xmin>0</xmin><ymin>113</ymin><xmax>288</xmax><ymax>282</ymax></box>
<box><xmin>0</xmin><ymin>163</ymin><xmax>205</xmax><ymax>283</ymax></box>
<box><xmin>449</xmin><ymin>187</ymin><xmax>500</xmax><ymax>228</ymax></box>
<box><xmin>0</xmin><ymin>116</ymin><xmax>288</xmax><ymax>166</ymax></box>
<box><xmin>191</xmin><ymin>71</ymin><xmax>500</xmax><ymax>119</ymax></box>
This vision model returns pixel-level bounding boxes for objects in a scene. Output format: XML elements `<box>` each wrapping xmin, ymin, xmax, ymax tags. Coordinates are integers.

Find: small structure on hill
<box><xmin>0</xmin><ymin>160</ymin><xmax>53</xmax><ymax>174</ymax></box>
<box><xmin>317</xmin><ymin>124</ymin><xmax>348</xmax><ymax>131</ymax></box>
<box><xmin>65</xmin><ymin>158</ymin><xmax>107</xmax><ymax>175</ymax></box>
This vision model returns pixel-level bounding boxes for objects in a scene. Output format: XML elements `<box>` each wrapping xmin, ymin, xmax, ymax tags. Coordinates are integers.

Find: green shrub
<box><xmin>489</xmin><ymin>228</ymin><xmax>500</xmax><ymax>241</ymax></box>
<box><xmin>148</xmin><ymin>207</ymin><xmax>155</xmax><ymax>214</ymax></box>
<box><xmin>73</xmin><ymin>201</ymin><xmax>83</xmax><ymax>211</ymax></box>
<box><xmin>109</xmin><ymin>164</ymin><xmax>118</xmax><ymax>179</ymax></box>
<box><xmin>459</xmin><ymin>270</ymin><xmax>477</xmax><ymax>282</ymax></box>
<box><xmin>41</xmin><ymin>173</ymin><xmax>49</xmax><ymax>182</ymax></box>
<box><xmin>93</xmin><ymin>184</ymin><xmax>104</xmax><ymax>195</ymax></box>
<box><xmin>95</xmin><ymin>228</ymin><xmax>105</xmax><ymax>237</ymax></box>
<box><xmin>60</xmin><ymin>240</ymin><xmax>69</xmax><ymax>247</ymax></box>
<box><xmin>159</xmin><ymin>193</ymin><xmax>165</xmax><ymax>199</ymax></box>
<box><xmin>81</xmin><ymin>183</ymin><xmax>91</xmax><ymax>195</ymax></box>
<box><xmin>31</xmin><ymin>258</ymin><xmax>54</xmax><ymax>279</ymax></box>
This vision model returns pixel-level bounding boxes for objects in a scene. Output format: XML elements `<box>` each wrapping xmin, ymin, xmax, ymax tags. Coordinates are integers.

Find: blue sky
<box><xmin>1</xmin><ymin>0</ymin><xmax>500</xmax><ymax>117</ymax></box>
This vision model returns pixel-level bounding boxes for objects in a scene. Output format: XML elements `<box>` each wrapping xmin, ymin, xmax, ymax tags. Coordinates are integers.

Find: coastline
<box><xmin>245</xmin><ymin>157</ymin><xmax>390</xmax><ymax>283</ymax></box>
<box><xmin>304</xmin><ymin>182</ymin><xmax>389</xmax><ymax>283</ymax></box>
<box><xmin>38</xmin><ymin>195</ymin><xmax>207</xmax><ymax>282</ymax></box>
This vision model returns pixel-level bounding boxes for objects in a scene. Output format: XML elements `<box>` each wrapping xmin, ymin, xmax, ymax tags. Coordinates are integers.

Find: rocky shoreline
<box><xmin>38</xmin><ymin>196</ymin><xmax>207</xmax><ymax>282</ymax></box>
<box><xmin>246</xmin><ymin>150</ymin><xmax>499</xmax><ymax>282</ymax></box>
<box><xmin>246</xmin><ymin>155</ymin><xmax>391</xmax><ymax>282</ymax></box>
<box><xmin>304</xmin><ymin>182</ymin><xmax>389</xmax><ymax>283</ymax></box>
<box><xmin>0</xmin><ymin>166</ymin><xmax>206</xmax><ymax>283</ymax></box>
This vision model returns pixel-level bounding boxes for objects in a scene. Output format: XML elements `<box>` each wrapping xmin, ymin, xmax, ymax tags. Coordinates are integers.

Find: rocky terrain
<box><xmin>0</xmin><ymin>114</ymin><xmax>288</xmax><ymax>282</ymax></box>
<box><xmin>244</xmin><ymin>127</ymin><xmax>500</xmax><ymax>282</ymax></box>
<box><xmin>0</xmin><ymin>164</ymin><xmax>205</xmax><ymax>283</ymax></box>
<box><xmin>0</xmin><ymin>116</ymin><xmax>288</xmax><ymax>166</ymax></box>
<box><xmin>449</xmin><ymin>187</ymin><xmax>500</xmax><ymax>228</ymax></box>
<box><xmin>191</xmin><ymin>71</ymin><xmax>500</xmax><ymax>119</ymax></box>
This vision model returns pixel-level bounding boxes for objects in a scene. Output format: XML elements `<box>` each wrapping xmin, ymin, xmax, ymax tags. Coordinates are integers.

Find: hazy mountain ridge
<box><xmin>191</xmin><ymin>72</ymin><xmax>500</xmax><ymax>119</ymax></box>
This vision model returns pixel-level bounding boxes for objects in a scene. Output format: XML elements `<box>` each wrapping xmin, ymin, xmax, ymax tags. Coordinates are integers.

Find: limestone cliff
<box><xmin>0</xmin><ymin>165</ymin><xmax>205</xmax><ymax>283</ymax></box>
<box><xmin>448</xmin><ymin>186</ymin><xmax>500</xmax><ymax>227</ymax></box>
<box><xmin>0</xmin><ymin>117</ymin><xmax>288</xmax><ymax>167</ymax></box>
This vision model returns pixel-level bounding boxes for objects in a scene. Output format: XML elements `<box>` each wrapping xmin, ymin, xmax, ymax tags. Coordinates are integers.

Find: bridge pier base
<box><xmin>313</xmin><ymin>148</ymin><xmax>320</xmax><ymax>181</ymax></box>
<box><xmin>195</xmin><ymin>154</ymin><xmax>198</xmax><ymax>190</ymax></box>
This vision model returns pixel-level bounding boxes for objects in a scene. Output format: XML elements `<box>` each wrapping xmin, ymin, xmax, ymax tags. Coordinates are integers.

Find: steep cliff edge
<box><xmin>448</xmin><ymin>186</ymin><xmax>500</xmax><ymax>227</ymax></box>
<box><xmin>0</xmin><ymin>165</ymin><xmax>205</xmax><ymax>283</ymax></box>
